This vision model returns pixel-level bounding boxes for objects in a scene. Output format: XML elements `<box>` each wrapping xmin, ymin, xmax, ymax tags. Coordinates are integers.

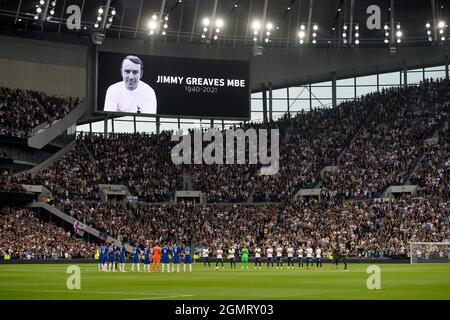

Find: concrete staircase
<box><xmin>182</xmin><ymin>173</ymin><xmax>194</xmax><ymax>190</ymax></box>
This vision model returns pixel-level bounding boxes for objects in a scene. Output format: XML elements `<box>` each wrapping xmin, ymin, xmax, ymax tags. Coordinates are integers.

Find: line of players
<box><xmin>97</xmin><ymin>241</ymin><xmax>193</xmax><ymax>273</ymax></box>
<box><xmin>200</xmin><ymin>244</ymin><xmax>325</xmax><ymax>270</ymax></box>
<box><xmin>97</xmin><ymin>242</ymin><xmax>347</xmax><ymax>272</ymax></box>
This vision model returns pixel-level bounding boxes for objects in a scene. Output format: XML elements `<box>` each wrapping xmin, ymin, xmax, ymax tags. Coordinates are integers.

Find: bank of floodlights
<box><xmin>383</xmin><ymin>22</ymin><xmax>402</xmax><ymax>44</ymax></box>
<box><xmin>341</xmin><ymin>23</ymin><xmax>359</xmax><ymax>46</ymax></box>
<box><xmin>297</xmin><ymin>23</ymin><xmax>318</xmax><ymax>45</ymax></box>
<box><xmin>265</xmin><ymin>22</ymin><xmax>273</xmax><ymax>43</ymax></box>
<box><xmin>147</xmin><ymin>13</ymin><xmax>169</xmax><ymax>36</ymax></box>
<box><xmin>34</xmin><ymin>0</ymin><xmax>57</xmax><ymax>21</ymax></box>
<box><xmin>251</xmin><ymin>20</ymin><xmax>275</xmax><ymax>44</ymax></box>
<box><xmin>201</xmin><ymin>17</ymin><xmax>224</xmax><ymax>41</ymax></box>
<box><xmin>429</xmin><ymin>20</ymin><xmax>448</xmax><ymax>43</ymax></box>
<box><xmin>354</xmin><ymin>24</ymin><xmax>360</xmax><ymax>45</ymax></box>
<box><xmin>395</xmin><ymin>23</ymin><xmax>403</xmax><ymax>43</ymax></box>
<box><xmin>94</xmin><ymin>5</ymin><xmax>116</xmax><ymax>29</ymax></box>
<box><xmin>383</xmin><ymin>23</ymin><xmax>390</xmax><ymax>44</ymax></box>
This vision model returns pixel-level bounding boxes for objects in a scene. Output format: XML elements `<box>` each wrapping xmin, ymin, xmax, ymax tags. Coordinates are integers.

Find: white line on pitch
<box><xmin>0</xmin><ymin>289</ymin><xmax>189</xmax><ymax>296</ymax></box>
<box><xmin>125</xmin><ymin>294</ymin><xmax>194</xmax><ymax>300</ymax></box>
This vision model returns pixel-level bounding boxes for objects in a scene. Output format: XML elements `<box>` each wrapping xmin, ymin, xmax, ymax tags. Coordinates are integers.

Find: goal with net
<box><xmin>410</xmin><ymin>242</ymin><xmax>450</xmax><ymax>264</ymax></box>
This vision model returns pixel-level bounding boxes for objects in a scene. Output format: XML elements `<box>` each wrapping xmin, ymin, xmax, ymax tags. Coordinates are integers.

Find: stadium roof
<box><xmin>0</xmin><ymin>0</ymin><xmax>446</xmax><ymax>48</ymax></box>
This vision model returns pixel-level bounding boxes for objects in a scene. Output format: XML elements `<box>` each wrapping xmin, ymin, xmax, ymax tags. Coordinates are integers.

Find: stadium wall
<box><xmin>252</xmin><ymin>46</ymin><xmax>450</xmax><ymax>90</ymax></box>
<box><xmin>0</xmin><ymin>35</ymin><xmax>87</xmax><ymax>98</ymax></box>
<box><xmin>1</xmin><ymin>33</ymin><xmax>450</xmax><ymax>122</ymax></box>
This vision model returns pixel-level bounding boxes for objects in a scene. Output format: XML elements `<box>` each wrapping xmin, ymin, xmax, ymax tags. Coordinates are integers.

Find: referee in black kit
<box><xmin>332</xmin><ymin>244</ymin><xmax>348</xmax><ymax>270</ymax></box>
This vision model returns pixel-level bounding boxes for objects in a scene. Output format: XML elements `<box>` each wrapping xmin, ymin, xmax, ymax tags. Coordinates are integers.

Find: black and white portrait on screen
<box><xmin>104</xmin><ymin>55</ymin><xmax>157</xmax><ymax>114</ymax></box>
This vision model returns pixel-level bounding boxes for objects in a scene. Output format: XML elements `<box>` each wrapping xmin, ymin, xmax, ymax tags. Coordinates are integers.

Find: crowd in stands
<box><xmin>0</xmin><ymin>207</ymin><xmax>95</xmax><ymax>260</ymax></box>
<box><xmin>182</xmin><ymin>98</ymin><xmax>373</xmax><ymax>202</ymax></box>
<box><xmin>3</xmin><ymin>79</ymin><xmax>445</xmax><ymax>204</ymax></box>
<box><xmin>0</xmin><ymin>174</ymin><xmax>25</xmax><ymax>193</ymax></box>
<box><xmin>0</xmin><ymin>86</ymin><xmax>80</xmax><ymax>138</ymax></box>
<box><xmin>321</xmin><ymin>79</ymin><xmax>450</xmax><ymax>200</ymax></box>
<box><xmin>48</xmin><ymin>194</ymin><xmax>448</xmax><ymax>258</ymax></box>
<box><xmin>31</xmin><ymin>141</ymin><xmax>100</xmax><ymax>200</ymax></box>
<box><xmin>83</xmin><ymin>132</ymin><xmax>181</xmax><ymax>202</ymax></box>
<box><xmin>410</xmin><ymin>123</ymin><xmax>449</xmax><ymax>197</ymax></box>
<box><xmin>1</xmin><ymin>194</ymin><xmax>447</xmax><ymax>260</ymax></box>
<box><xmin>251</xmin><ymin>99</ymin><xmax>372</xmax><ymax>202</ymax></box>
<box><xmin>1</xmin><ymin>79</ymin><xmax>448</xmax><ymax>260</ymax></box>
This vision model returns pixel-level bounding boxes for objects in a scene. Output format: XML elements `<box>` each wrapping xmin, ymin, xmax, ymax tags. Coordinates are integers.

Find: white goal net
<box><xmin>410</xmin><ymin>242</ymin><xmax>450</xmax><ymax>264</ymax></box>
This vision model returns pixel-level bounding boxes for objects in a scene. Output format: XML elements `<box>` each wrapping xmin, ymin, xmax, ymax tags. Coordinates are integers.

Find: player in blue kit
<box><xmin>119</xmin><ymin>244</ymin><xmax>126</xmax><ymax>272</ymax></box>
<box><xmin>183</xmin><ymin>246</ymin><xmax>192</xmax><ymax>272</ymax></box>
<box><xmin>161</xmin><ymin>244</ymin><xmax>170</xmax><ymax>272</ymax></box>
<box><xmin>131</xmin><ymin>243</ymin><xmax>141</xmax><ymax>272</ymax></box>
<box><xmin>144</xmin><ymin>244</ymin><xmax>151</xmax><ymax>272</ymax></box>
<box><xmin>108</xmin><ymin>243</ymin><xmax>116</xmax><ymax>272</ymax></box>
<box><xmin>99</xmin><ymin>244</ymin><xmax>106</xmax><ymax>271</ymax></box>
<box><xmin>172</xmin><ymin>244</ymin><xmax>181</xmax><ymax>272</ymax></box>
<box><xmin>102</xmin><ymin>244</ymin><xmax>108</xmax><ymax>271</ymax></box>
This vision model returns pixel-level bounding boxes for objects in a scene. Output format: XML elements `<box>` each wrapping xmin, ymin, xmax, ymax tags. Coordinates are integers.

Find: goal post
<box><xmin>410</xmin><ymin>242</ymin><xmax>450</xmax><ymax>264</ymax></box>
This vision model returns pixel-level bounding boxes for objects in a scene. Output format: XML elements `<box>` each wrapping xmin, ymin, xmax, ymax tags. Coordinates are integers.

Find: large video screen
<box><xmin>97</xmin><ymin>51</ymin><xmax>250</xmax><ymax>119</ymax></box>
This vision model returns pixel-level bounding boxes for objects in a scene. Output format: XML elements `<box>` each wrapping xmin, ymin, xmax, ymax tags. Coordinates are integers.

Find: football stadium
<box><xmin>0</xmin><ymin>0</ymin><xmax>449</xmax><ymax>305</ymax></box>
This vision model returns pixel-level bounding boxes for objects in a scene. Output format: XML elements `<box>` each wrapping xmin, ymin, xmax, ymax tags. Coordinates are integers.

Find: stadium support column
<box><xmin>14</xmin><ymin>0</ymin><xmax>22</xmax><ymax>24</ymax></box>
<box><xmin>306</xmin><ymin>0</ymin><xmax>314</xmax><ymax>44</ymax></box>
<box><xmin>390</xmin><ymin>0</ymin><xmax>395</xmax><ymax>45</ymax></box>
<box><xmin>101</xmin><ymin>0</ymin><xmax>111</xmax><ymax>30</ymax></box>
<box><xmin>262</xmin><ymin>85</ymin><xmax>268</xmax><ymax>123</ymax></box>
<box><xmin>377</xmin><ymin>73</ymin><xmax>380</xmax><ymax>92</ymax></box>
<box><xmin>210</xmin><ymin>119</ymin><xmax>214</xmax><ymax>128</ymax></box>
<box><xmin>158</xmin><ymin>0</ymin><xmax>167</xmax><ymax>35</ymax></box>
<box><xmin>190</xmin><ymin>0</ymin><xmax>199</xmax><ymax>42</ymax></box>
<box><xmin>259</xmin><ymin>0</ymin><xmax>269</xmax><ymax>43</ymax></box>
<box><xmin>133</xmin><ymin>116</ymin><xmax>137</xmax><ymax>133</ymax></box>
<box><xmin>286</xmin><ymin>80</ymin><xmax>290</xmax><ymax>118</ymax></box>
<box><xmin>309</xmin><ymin>84</ymin><xmax>312</xmax><ymax>110</ymax></box>
<box><xmin>446</xmin><ymin>55</ymin><xmax>449</xmax><ymax>80</ymax></box>
<box><xmin>268</xmin><ymin>82</ymin><xmax>273</xmax><ymax>123</ymax></box>
<box><xmin>349</xmin><ymin>0</ymin><xmax>355</xmax><ymax>45</ymax></box>
<box><xmin>40</xmin><ymin>0</ymin><xmax>51</xmax><ymax>25</ymax></box>
<box><xmin>332</xmin><ymin>73</ymin><xmax>337</xmax><ymax>108</ymax></box>
<box><xmin>208</xmin><ymin>0</ymin><xmax>219</xmax><ymax>39</ymax></box>
<box><xmin>156</xmin><ymin>117</ymin><xmax>160</xmax><ymax>135</ymax></box>
<box><xmin>104</xmin><ymin>116</ymin><xmax>108</xmax><ymax>136</ymax></box>
<box><xmin>431</xmin><ymin>0</ymin><xmax>438</xmax><ymax>44</ymax></box>
<box><xmin>403</xmin><ymin>64</ymin><xmax>408</xmax><ymax>87</ymax></box>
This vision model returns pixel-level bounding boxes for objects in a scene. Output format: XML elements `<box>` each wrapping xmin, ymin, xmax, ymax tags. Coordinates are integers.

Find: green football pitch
<box><xmin>0</xmin><ymin>263</ymin><xmax>449</xmax><ymax>300</ymax></box>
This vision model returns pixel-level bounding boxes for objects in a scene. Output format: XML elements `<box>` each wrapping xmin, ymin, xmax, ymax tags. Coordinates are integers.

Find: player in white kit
<box><xmin>276</xmin><ymin>245</ymin><xmax>283</xmax><ymax>269</ymax></box>
<box><xmin>215</xmin><ymin>248</ymin><xmax>224</xmax><ymax>269</ymax></box>
<box><xmin>315</xmin><ymin>246</ymin><xmax>323</xmax><ymax>268</ymax></box>
<box><xmin>266</xmin><ymin>247</ymin><xmax>274</xmax><ymax>268</ymax></box>
<box><xmin>202</xmin><ymin>247</ymin><xmax>211</xmax><ymax>268</ymax></box>
<box><xmin>306</xmin><ymin>246</ymin><xmax>314</xmax><ymax>268</ymax></box>
<box><xmin>297</xmin><ymin>246</ymin><xmax>304</xmax><ymax>268</ymax></box>
<box><xmin>287</xmin><ymin>245</ymin><xmax>295</xmax><ymax>269</ymax></box>
<box><xmin>254</xmin><ymin>246</ymin><xmax>262</xmax><ymax>269</ymax></box>
<box><xmin>228</xmin><ymin>247</ymin><xmax>237</xmax><ymax>269</ymax></box>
